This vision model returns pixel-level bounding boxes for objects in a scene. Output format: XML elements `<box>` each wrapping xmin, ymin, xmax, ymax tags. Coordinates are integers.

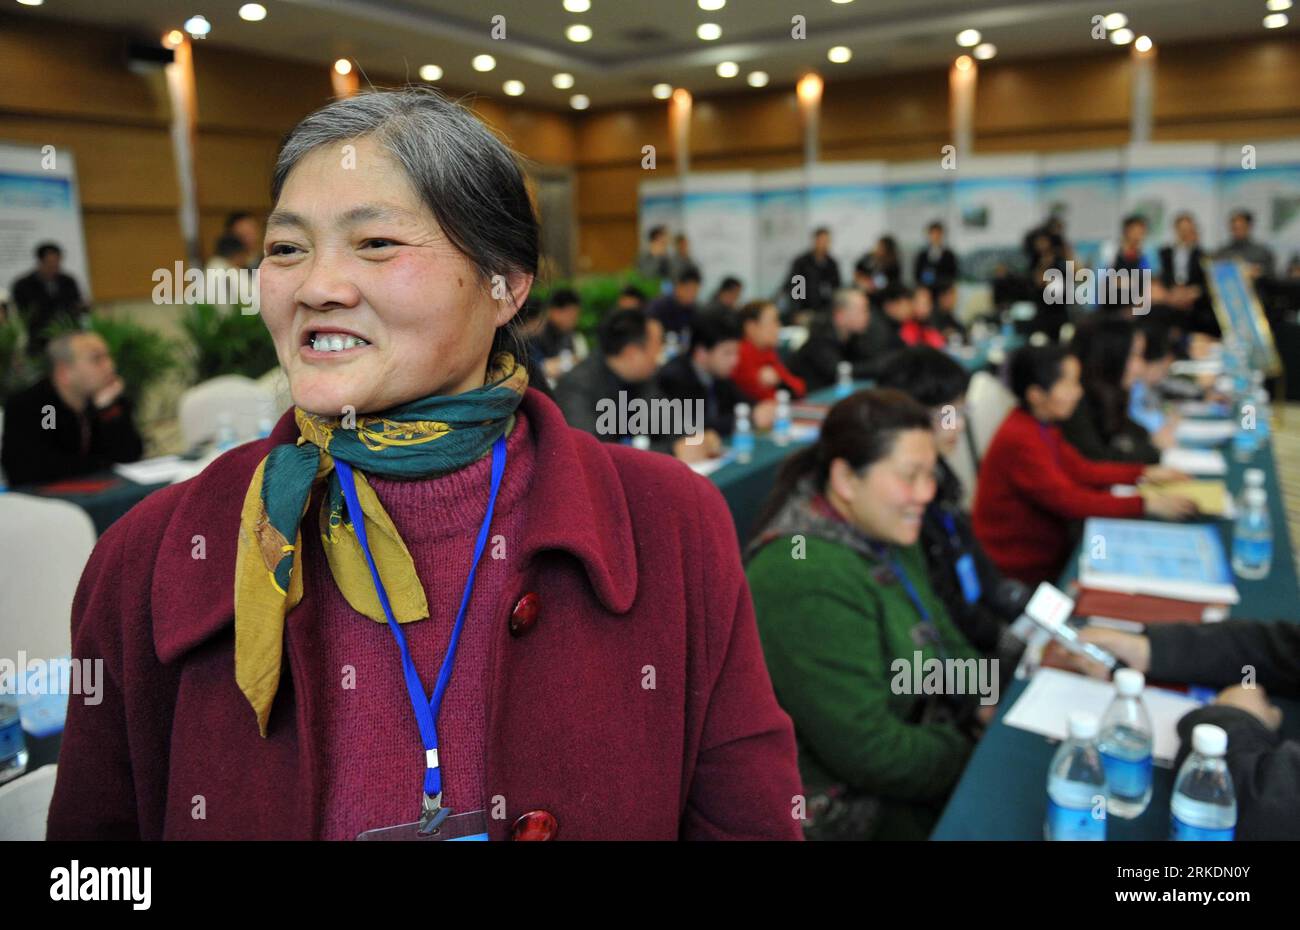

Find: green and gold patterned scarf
<box><xmin>235</xmin><ymin>352</ymin><xmax>528</xmax><ymax>736</ymax></box>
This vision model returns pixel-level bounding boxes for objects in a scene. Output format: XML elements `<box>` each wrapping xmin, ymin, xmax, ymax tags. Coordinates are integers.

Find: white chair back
<box><xmin>0</xmin><ymin>765</ymin><xmax>58</xmax><ymax>840</ymax></box>
<box><xmin>255</xmin><ymin>367</ymin><xmax>293</xmax><ymax>422</ymax></box>
<box><xmin>966</xmin><ymin>370</ymin><xmax>1017</xmax><ymax>462</ymax></box>
<box><xmin>177</xmin><ymin>375</ymin><xmax>275</xmax><ymax>449</ymax></box>
<box><xmin>0</xmin><ymin>494</ymin><xmax>96</xmax><ymax>662</ymax></box>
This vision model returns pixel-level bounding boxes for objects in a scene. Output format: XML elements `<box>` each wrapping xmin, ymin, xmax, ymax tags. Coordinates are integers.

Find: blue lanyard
<box><xmin>891</xmin><ymin>555</ymin><xmax>950</xmax><ymax>661</ymax></box>
<box><xmin>939</xmin><ymin>511</ymin><xmax>962</xmax><ymax>549</ymax></box>
<box><xmin>333</xmin><ymin>434</ymin><xmax>507</xmax><ymax>830</ymax></box>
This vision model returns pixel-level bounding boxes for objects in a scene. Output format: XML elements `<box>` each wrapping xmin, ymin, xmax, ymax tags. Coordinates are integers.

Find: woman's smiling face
<box><xmin>259</xmin><ymin>136</ymin><xmax>527</xmax><ymax>415</ymax></box>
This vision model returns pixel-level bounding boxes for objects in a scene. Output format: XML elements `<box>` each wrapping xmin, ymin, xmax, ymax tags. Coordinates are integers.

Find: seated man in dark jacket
<box><xmin>876</xmin><ymin>346</ymin><xmax>1027</xmax><ymax>684</ymax></box>
<box><xmin>645</xmin><ymin>268</ymin><xmax>701</xmax><ymax>343</ymax></box>
<box><xmin>1078</xmin><ymin>621</ymin><xmax>1300</xmax><ymax>840</ymax></box>
<box><xmin>2</xmin><ymin>330</ymin><xmax>143</xmax><ymax>486</ymax></box>
<box><xmin>553</xmin><ymin>308</ymin><xmax>718</xmax><ymax>462</ymax></box>
<box><xmin>790</xmin><ymin>287</ymin><xmax>874</xmax><ymax>390</ymax></box>
<box><xmin>657</xmin><ymin>310</ymin><xmax>773</xmax><ymax>438</ymax></box>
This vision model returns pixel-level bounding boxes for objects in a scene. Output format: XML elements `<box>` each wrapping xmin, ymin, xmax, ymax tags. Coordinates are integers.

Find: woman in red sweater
<box><xmin>46</xmin><ymin>89</ymin><xmax>801</xmax><ymax>841</ymax></box>
<box><xmin>733</xmin><ymin>300</ymin><xmax>807</xmax><ymax>402</ymax></box>
<box><xmin>973</xmin><ymin>344</ymin><xmax>1196</xmax><ymax>586</ymax></box>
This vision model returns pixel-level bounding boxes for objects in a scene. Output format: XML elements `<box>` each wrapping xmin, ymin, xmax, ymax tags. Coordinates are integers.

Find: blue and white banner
<box><xmin>0</xmin><ymin>141</ymin><xmax>91</xmax><ymax>302</ymax></box>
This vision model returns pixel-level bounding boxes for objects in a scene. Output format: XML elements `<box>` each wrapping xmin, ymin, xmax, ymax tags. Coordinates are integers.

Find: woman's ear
<box><xmin>494</xmin><ymin>271</ymin><xmax>535</xmax><ymax>328</ymax></box>
<box><xmin>827</xmin><ymin>457</ymin><xmax>857</xmax><ymax>505</ymax></box>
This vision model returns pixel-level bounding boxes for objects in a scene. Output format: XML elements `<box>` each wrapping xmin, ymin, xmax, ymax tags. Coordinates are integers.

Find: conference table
<box><xmin>16</xmin><ymin>472</ymin><xmax>169</xmax><ymax>536</ymax></box>
<box><xmin>931</xmin><ymin>439</ymin><xmax>1300</xmax><ymax>840</ymax></box>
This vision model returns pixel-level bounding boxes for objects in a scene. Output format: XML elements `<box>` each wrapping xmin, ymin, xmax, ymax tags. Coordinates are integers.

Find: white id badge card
<box><xmin>356</xmin><ymin>809</ymin><xmax>490</xmax><ymax>841</ymax></box>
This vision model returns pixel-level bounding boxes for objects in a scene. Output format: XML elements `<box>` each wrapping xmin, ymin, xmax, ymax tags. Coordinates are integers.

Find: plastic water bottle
<box><xmin>1237</xmin><ymin>468</ymin><xmax>1265</xmax><ymax>516</ymax></box>
<box><xmin>215</xmin><ymin>412</ymin><xmax>238</xmax><ymax>452</ymax></box>
<box><xmin>1231</xmin><ymin>487</ymin><xmax>1272</xmax><ymax>580</ymax></box>
<box><xmin>834</xmin><ymin>361</ymin><xmax>854</xmax><ymax>399</ymax></box>
<box><xmin>1098</xmin><ymin>669</ymin><xmax>1154</xmax><ymax>819</ymax></box>
<box><xmin>1170</xmin><ymin>724</ymin><xmax>1236</xmax><ymax>841</ymax></box>
<box><xmin>773</xmin><ymin>390</ymin><xmax>792</xmax><ymax>447</ymax></box>
<box><xmin>631</xmin><ymin>435</ymin><xmax>651</xmax><ymax>451</ymax></box>
<box><xmin>732</xmin><ymin>403</ymin><xmax>754</xmax><ymax>464</ymax></box>
<box><xmin>1232</xmin><ymin>393</ymin><xmax>1261</xmax><ymax>462</ymax></box>
<box><xmin>663</xmin><ymin>330</ymin><xmax>681</xmax><ymax>362</ymax></box>
<box><xmin>0</xmin><ymin>698</ymin><xmax>28</xmax><ymax>785</ymax></box>
<box><xmin>1045</xmin><ymin>712</ymin><xmax>1107</xmax><ymax>841</ymax></box>
<box><xmin>1253</xmin><ymin>384</ymin><xmax>1272</xmax><ymax>453</ymax></box>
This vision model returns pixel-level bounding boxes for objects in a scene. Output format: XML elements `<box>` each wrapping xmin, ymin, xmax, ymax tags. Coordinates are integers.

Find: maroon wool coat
<box><xmin>45</xmin><ymin>388</ymin><xmax>803</xmax><ymax>840</ymax></box>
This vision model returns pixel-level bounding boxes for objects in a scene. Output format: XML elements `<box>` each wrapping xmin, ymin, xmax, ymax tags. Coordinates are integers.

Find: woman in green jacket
<box><xmin>746</xmin><ymin>389</ymin><xmax>989</xmax><ymax>840</ymax></box>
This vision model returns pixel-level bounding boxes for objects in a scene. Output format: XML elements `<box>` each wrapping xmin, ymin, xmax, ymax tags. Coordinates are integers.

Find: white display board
<box><xmin>0</xmin><ymin>141</ymin><xmax>91</xmax><ymax>302</ymax></box>
<box><xmin>637</xmin><ymin>139</ymin><xmax>1300</xmax><ymax>289</ymax></box>
<box><xmin>681</xmin><ymin>172</ymin><xmax>758</xmax><ymax>300</ymax></box>
<box><xmin>755</xmin><ymin>168</ymin><xmax>808</xmax><ymax>301</ymax></box>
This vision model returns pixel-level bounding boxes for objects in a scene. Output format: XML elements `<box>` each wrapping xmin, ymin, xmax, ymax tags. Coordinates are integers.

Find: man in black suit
<box><xmin>1158</xmin><ymin>212</ymin><xmax>1217</xmax><ymax>337</ymax></box>
<box><xmin>9</xmin><ymin>242</ymin><xmax>86</xmax><ymax>359</ymax></box>
<box><xmin>785</xmin><ymin>227</ymin><xmax>842</xmax><ymax>319</ymax></box>
<box><xmin>791</xmin><ymin>287</ymin><xmax>877</xmax><ymax>390</ymax></box>
<box><xmin>913</xmin><ymin>221</ymin><xmax>959</xmax><ymax>296</ymax></box>
<box><xmin>658</xmin><ymin>310</ymin><xmax>772</xmax><ymax>438</ymax></box>
<box><xmin>1</xmin><ymin>330</ymin><xmax>142</xmax><ymax>486</ymax></box>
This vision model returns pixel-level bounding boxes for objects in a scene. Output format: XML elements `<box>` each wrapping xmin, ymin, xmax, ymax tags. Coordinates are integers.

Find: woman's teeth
<box><xmin>311</xmin><ymin>333</ymin><xmax>369</xmax><ymax>352</ymax></box>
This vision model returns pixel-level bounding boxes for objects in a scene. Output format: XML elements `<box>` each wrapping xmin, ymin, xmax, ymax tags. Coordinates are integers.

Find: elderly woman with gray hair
<box><xmin>48</xmin><ymin>89</ymin><xmax>800</xmax><ymax>841</ymax></box>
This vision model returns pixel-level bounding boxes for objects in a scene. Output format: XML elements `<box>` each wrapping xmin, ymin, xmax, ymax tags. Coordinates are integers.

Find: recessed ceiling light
<box><xmin>831</xmin><ymin>0</ymin><xmax>855</xmax><ymax>4</ymax></box>
<box><xmin>1109</xmin><ymin>27</ymin><xmax>1134</xmax><ymax>44</ymax></box>
<box><xmin>238</xmin><ymin>3</ymin><xmax>267</xmax><ymax>21</ymax></box>
<box><xmin>552</xmin><ymin>72</ymin><xmax>575</xmax><ymax>89</ymax></box>
<box><xmin>1103</xmin><ymin>13</ymin><xmax>1128</xmax><ymax>31</ymax></box>
<box><xmin>163</xmin><ymin>29</ymin><xmax>185</xmax><ymax>47</ymax></box>
<box><xmin>16</xmin><ymin>0</ymin><xmax>45</xmax><ymax>6</ymax></box>
<box><xmin>1267</xmin><ymin>0</ymin><xmax>1292</xmax><ymax>10</ymax></box>
<box><xmin>954</xmin><ymin>55</ymin><xmax>973</xmax><ymax>72</ymax></box>
<box><xmin>570</xmin><ymin>93</ymin><xmax>590</xmax><ymax>110</ymax></box>
<box><xmin>716</xmin><ymin>61</ymin><xmax>739</xmax><ymax>78</ymax></box>
<box><xmin>747</xmin><ymin>71</ymin><xmax>769</xmax><ymax>87</ymax></box>
<box><xmin>697</xmin><ymin>23</ymin><xmax>722</xmax><ymax>41</ymax></box>
<box><xmin>473</xmin><ymin>54</ymin><xmax>496</xmax><ymax>72</ymax></box>
<box><xmin>1134</xmin><ymin>35</ymin><xmax>1152</xmax><ymax>52</ymax></box>
<box><xmin>698</xmin><ymin>0</ymin><xmax>726</xmax><ymax>9</ymax></box>
<box><xmin>566</xmin><ymin>24</ymin><xmax>593</xmax><ymax>42</ymax></box>
<box><xmin>828</xmin><ymin>46</ymin><xmax>852</xmax><ymax>64</ymax></box>
<box><xmin>563</xmin><ymin>0</ymin><xmax>591</xmax><ymax>11</ymax></box>
<box><xmin>956</xmin><ymin>29</ymin><xmax>981</xmax><ymax>47</ymax></box>
<box><xmin>419</xmin><ymin>64</ymin><xmax>443</xmax><ymax>81</ymax></box>
<box><xmin>1264</xmin><ymin>12</ymin><xmax>1290</xmax><ymax>27</ymax></box>
<box><xmin>652</xmin><ymin>83</ymin><xmax>673</xmax><ymax>99</ymax></box>
<box><xmin>184</xmin><ymin>14</ymin><xmax>211</xmax><ymax>38</ymax></box>
<box><xmin>503</xmin><ymin>80</ymin><xmax>525</xmax><ymax>96</ymax></box>
<box><xmin>334</xmin><ymin>59</ymin><xmax>352</xmax><ymax>75</ymax></box>
<box><xmin>973</xmin><ymin>43</ymin><xmax>997</xmax><ymax>60</ymax></box>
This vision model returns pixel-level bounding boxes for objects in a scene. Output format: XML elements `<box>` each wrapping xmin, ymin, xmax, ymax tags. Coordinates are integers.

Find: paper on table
<box><xmin>1161</xmin><ymin>447</ymin><xmax>1227</xmax><ymax>476</ymax></box>
<box><xmin>687</xmin><ymin>452</ymin><xmax>736</xmax><ymax>477</ymax></box>
<box><xmin>112</xmin><ymin>455</ymin><xmax>190</xmax><ymax>484</ymax></box>
<box><xmin>1003</xmin><ymin>667</ymin><xmax>1204</xmax><ymax>765</ymax></box>
<box><xmin>1138</xmin><ymin>479</ymin><xmax>1229</xmax><ymax>516</ymax></box>
<box><xmin>1174</xmin><ymin>419</ymin><xmax>1236</xmax><ymax>445</ymax></box>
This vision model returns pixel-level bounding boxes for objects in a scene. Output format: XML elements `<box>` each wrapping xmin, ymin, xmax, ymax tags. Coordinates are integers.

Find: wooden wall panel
<box><xmin>82</xmin><ymin>212</ymin><xmax>184</xmax><ymax>302</ymax></box>
<box><xmin>0</xmin><ymin>118</ymin><xmax>177</xmax><ymax>210</ymax></box>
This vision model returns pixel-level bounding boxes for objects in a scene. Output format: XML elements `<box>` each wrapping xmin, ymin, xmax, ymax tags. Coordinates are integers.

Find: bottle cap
<box><xmin>631</xmin><ymin>435</ymin><xmax>651</xmax><ymax>451</ymax></box>
<box><xmin>1067</xmin><ymin>712</ymin><xmax>1099</xmax><ymax>740</ymax></box>
<box><xmin>837</xmin><ymin>361</ymin><xmax>852</xmax><ymax>374</ymax></box>
<box><xmin>776</xmin><ymin>389</ymin><xmax>790</xmax><ymax>403</ymax></box>
<box><xmin>735</xmin><ymin>402</ymin><xmax>750</xmax><ymax>417</ymax></box>
<box><xmin>1244</xmin><ymin>468</ymin><xmax>1265</xmax><ymax>487</ymax></box>
<box><xmin>1191</xmin><ymin>723</ymin><xmax>1228</xmax><ymax>756</ymax></box>
<box><xmin>1114</xmin><ymin>668</ymin><xmax>1145</xmax><ymax>696</ymax></box>
<box><xmin>1245</xmin><ymin>487</ymin><xmax>1266</xmax><ymax>507</ymax></box>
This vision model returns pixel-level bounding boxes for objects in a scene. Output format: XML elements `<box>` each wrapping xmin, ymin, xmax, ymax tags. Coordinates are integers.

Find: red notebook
<box><xmin>1073</xmin><ymin>586</ymin><xmax>1229</xmax><ymax>625</ymax></box>
<box><xmin>34</xmin><ymin>477</ymin><xmax>121</xmax><ymax>495</ymax></box>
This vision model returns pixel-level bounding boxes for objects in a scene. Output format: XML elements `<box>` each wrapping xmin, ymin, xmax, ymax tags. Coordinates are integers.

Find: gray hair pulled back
<box><xmin>271</xmin><ymin>87</ymin><xmax>539</xmax><ymax>297</ymax></box>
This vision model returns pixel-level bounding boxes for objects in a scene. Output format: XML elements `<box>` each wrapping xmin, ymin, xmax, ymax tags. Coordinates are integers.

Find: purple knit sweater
<box><xmin>302</xmin><ymin>412</ymin><xmax>536</xmax><ymax>840</ymax></box>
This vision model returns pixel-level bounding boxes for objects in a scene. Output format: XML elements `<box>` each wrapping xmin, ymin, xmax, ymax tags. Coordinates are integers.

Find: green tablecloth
<box><xmin>932</xmin><ymin>442</ymin><xmax>1300</xmax><ymax>840</ymax></box>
